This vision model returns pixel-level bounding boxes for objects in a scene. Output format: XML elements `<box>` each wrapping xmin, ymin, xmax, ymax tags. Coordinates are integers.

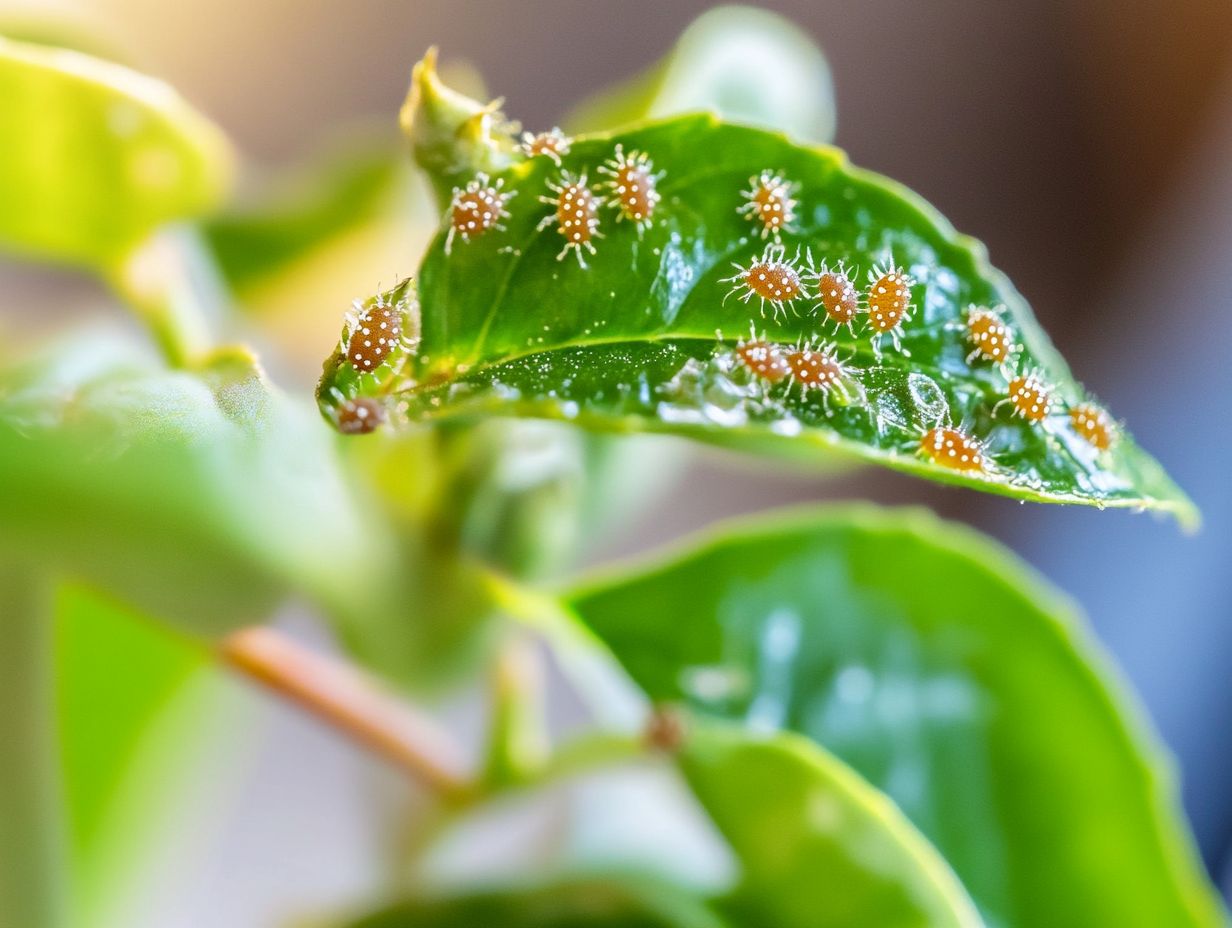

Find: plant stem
<box><xmin>0</xmin><ymin>565</ymin><xmax>68</xmax><ymax>928</ymax></box>
<box><xmin>219</xmin><ymin>626</ymin><xmax>472</xmax><ymax>800</ymax></box>
<box><xmin>108</xmin><ymin>227</ymin><xmax>223</xmax><ymax>368</ymax></box>
<box><xmin>481</xmin><ymin>634</ymin><xmax>549</xmax><ymax>787</ymax></box>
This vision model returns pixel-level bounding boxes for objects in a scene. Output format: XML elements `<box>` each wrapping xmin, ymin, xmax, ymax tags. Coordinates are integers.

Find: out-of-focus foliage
<box><xmin>348</xmin><ymin>875</ymin><xmax>726</xmax><ymax>928</ymax></box>
<box><xmin>678</xmin><ymin>724</ymin><xmax>982</xmax><ymax>927</ymax></box>
<box><xmin>0</xmin><ymin>567</ymin><xmax>65</xmax><ymax>928</ymax></box>
<box><xmin>0</xmin><ymin>36</ymin><xmax>230</xmax><ymax>271</ymax></box>
<box><xmin>565</xmin><ymin>5</ymin><xmax>835</xmax><ymax>143</ymax></box>
<box><xmin>55</xmin><ymin>588</ymin><xmax>240</xmax><ymax>928</ymax></box>
<box><xmin>0</xmin><ymin>327</ymin><xmax>391</xmax><ymax>637</ymax></box>
<box><xmin>203</xmin><ymin>138</ymin><xmax>405</xmax><ymax>297</ymax></box>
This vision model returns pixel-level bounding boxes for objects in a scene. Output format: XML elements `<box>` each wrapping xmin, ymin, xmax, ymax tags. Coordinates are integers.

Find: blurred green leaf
<box><xmin>56</xmin><ymin>586</ymin><xmax>201</xmax><ymax>872</ymax></box>
<box><xmin>327</xmin><ymin>64</ymin><xmax>1194</xmax><ymax>524</ymax></box>
<box><xmin>54</xmin><ymin>585</ymin><xmax>240</xmax><ymax>927</ymax></box>
<box><xmin>194</xmin><ymin>128</ymin><xmax>433</xmax><ymax>386</ymax></box>
<box><xmin>201</xmin><ymin>135</ymin><xmax>409</xmax><ymax>298</ymax></box>
<box><xmin>566</xmin><ymin>506</ymin><xmax>1226</xmax><ymax>927</ymax></box>
<box><xmin>679</xmin><ymin>724</ymin><xmax>982</xmax><ymax>927</ymax></box>
<box><xmin>565</xmin><ymin>5</ymin><xmax>835</xmax><ymax>143</ymax></box>
<box><xmin>346</xmin><ymin>876</ymin><xmax>726</xmax><ymax>928</ymax></box>
<box><xmin>0</xmin><ymin>326</ymin><xmax>393</xmax><ymax>637</ymax></box>
<box><xmin>0</xmin><ymin>36</ymin><xmax>231</xmax><ymax>271</ymax></box>
<box><xmin>431</xmin><ymin>420</ymin><xmax>682</xmax><ymax>580</ymax></box>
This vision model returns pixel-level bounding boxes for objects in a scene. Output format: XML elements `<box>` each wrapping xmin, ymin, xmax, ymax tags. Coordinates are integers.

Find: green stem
<box><xmin>481</xmin><ymin>634</ymin><xmax>549</xmax><ymax>788</ymax></box>
<box><xmin>538</xmin><ymin>731</ymin><xmax>647</xmax><ymax>784</ymax></box>
<box><xmin>107</xmin><ymin>227</ymin><xmax>222</xmax><ymax>368</ymax></box>
<box><xmin>0</xmin><ymin>565</ymin><xmax>68</xmax><ymax>928</ymax></box>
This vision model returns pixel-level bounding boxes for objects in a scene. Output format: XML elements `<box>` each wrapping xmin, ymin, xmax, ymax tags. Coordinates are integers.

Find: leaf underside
<box><xmin>320</xmin><ymin>111</ymin><xmax>1192</xmax><ymax>524</ymax></box>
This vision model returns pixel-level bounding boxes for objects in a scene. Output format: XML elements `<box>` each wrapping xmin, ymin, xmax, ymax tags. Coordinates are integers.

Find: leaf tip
<box><xmin>399</xmin><ymin>48</ymin><xmax>516</xmax><ymax>200</ymax></box>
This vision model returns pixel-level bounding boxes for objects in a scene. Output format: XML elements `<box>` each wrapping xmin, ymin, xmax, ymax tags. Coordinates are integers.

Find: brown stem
<box><xmin>219</xmin><ymin>627</ymin><xmax>471</xmax><ymax>799</ymax></box>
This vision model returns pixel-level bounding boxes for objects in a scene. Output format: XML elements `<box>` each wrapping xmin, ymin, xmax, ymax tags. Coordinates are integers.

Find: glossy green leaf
<box><xmin>345</xmin><ymin>875</ymin><xmax>728</xmax><ymax>928</ymax></box>
<box><xmin>565</xmin><ymin>5</ymin><xmax>835</xmax><ymax>143</ymax></box>
<box><xmin>0</xmin><ymin>36</ymin><xmax>231</xmax><ymax>270</ymax></box>
<box><xmin>679</xmin><ymin>724</ymin><xmax>982</xmax><ymax>928</ymax></box>
<box><xmin>0</xmin><ymin>326</ymin><xmax>392</xmax><ymax>637</ymax></box>
<box><xmin>320</xmin><ymin>63</ymin><xmax>1193</xmax><ymax>524</ymax></box>
<box><xmin>566</xmin><ymin>506</ymin><xmax>1226</xmax><ymax>927</ymax></box>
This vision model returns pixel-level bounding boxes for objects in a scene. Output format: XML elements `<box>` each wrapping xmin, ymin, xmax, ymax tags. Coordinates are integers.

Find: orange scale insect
<box><xmin>445</xmin><ymin>173</ymin><xmax>515</xmax><ymax>254</ymax></box>
<box><xmin>1070</xmin><ymin>403</ymin><xmax>1115</xmax><ymax>450</ymax></box>
<box><xmin>808</xmin><ymin>261</ymin><xmax>861</xmax><ymax>332</ymax></box>
<box><xmin>723</xmin><ymin>244</ymin><xmax>805</xmax><ymax>318</ymax></box>
<box><xmin>919</xmin><ymin>426</ymin><xmax>987</xmax><ymax>473</ymax></box>
<box><xmin>734</xmin><ymin>336</ymin><xmax>790</xmax><ymax>385</ymax></box>
<box><xmin>347</xmin><ymin>300</ymin><xmax>404</xmax><ymax>374</ymax></box>
<box><xmin>335</xmin><ymin>397</ymin><xmax>386</xmax><ymax>435</ymax></box>
<box><xmin>520</xmin><ymin>127</ymin><xmax>572</xmax><ymax>164</ymax></box>
<box><xmin>965</xmin><ymin>307</ymin><xmax>1015</xmax><ymax>365</ymax></box>
<box><xmin>1002</xmin><ymin>373</ymin><xmax>1052</xmax><ymax>422</ymax></box>
<box><xmin>865</xmin><ymin>261</ymin><xmax>915</xmax><ymax>356</ymax></box>
<box><xmin>739</xmin><ymin>170</ymin><xmax>798</xmax><ymax>239</ymax></box>
<box><xmin>785</xmin><ymin>341</ymin><xmax>850</xmax><ymax>397</ymax></box>
<box><xmin>538</xmin><ymin>171</ymin><xmax>602</xmax><ymax>266</ymax></box>
<box><xmin>598</xmin><ymin>145</ymin><xmax>662</xmax><ymax>232</ymax></box>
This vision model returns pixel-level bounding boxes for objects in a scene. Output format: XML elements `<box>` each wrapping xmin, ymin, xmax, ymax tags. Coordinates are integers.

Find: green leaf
<box><xmin>54</xmin><ymin>585</ymin><xmax>237</xmax><ymax>927</ymax></box>
<box><xmin>322</xmin><ymin>64</ymin><xmax>1193</xmax><ymax>524</ymax></box>
<box><xmin>0</xmin><ymin>36</ymin><xmax>231</xmax><ymax>270</ymax></box>
<box><xmin>201</xmin><ymin>134</ymin><xmax>410</xmax><ymax>298</ymax></box>
<box><xmin>0</xmin><ymin>326</ymin><xmax>392</xmax><ymax>636</ymax></box>
<box><xmin>344</xmin><ymin>875</ymin><xmax>728</xmax><ymax>928</ymax></box>
<box><xmin>565</xmin><ymin>506</ymin><xmax>1226</xmax><ymax>927</ymax></box>
<box><xmin>56</xmin><ymin>586</ymin><xmax>200</xmax><ymax>872</ymax></box>
<box><xmin>679</xmin><ymin>724</ymin><xmax>982</xmax><ymax>928</ymax></box>
<box><xmin>565</xmin><ymin>5</ymin><xmax>835</xmax><ymax>143</ymax></box>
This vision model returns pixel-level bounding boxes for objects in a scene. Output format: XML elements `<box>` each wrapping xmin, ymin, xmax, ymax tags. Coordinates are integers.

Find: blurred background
<box><xmin>2</xmin><ymin>0</ymin><xmax>1230</xmax><ymax>924</ymax></box>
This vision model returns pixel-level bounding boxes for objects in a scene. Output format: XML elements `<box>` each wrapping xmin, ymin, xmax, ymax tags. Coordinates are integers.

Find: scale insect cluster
<box><xmin>402</xmin><ymin>137</ymin><xmax>1127</xmax><ymax>487</ymax></box>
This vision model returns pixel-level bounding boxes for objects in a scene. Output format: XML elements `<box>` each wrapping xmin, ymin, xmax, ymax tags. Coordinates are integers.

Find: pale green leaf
<box><xmin>0</xmin><ymin>36</ymin><xmax>231</xmax><ymax>270</ymax></box>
